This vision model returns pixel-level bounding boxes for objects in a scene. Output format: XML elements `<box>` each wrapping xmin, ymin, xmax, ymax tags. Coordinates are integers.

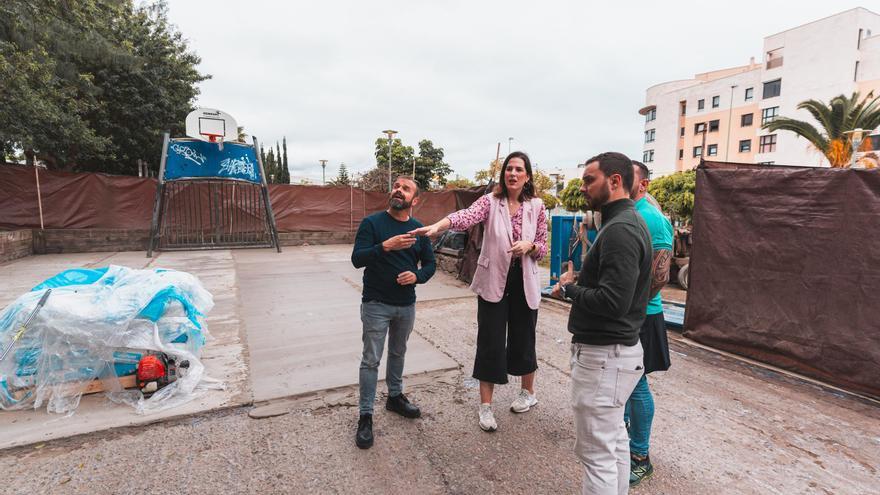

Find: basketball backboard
<box><xmin>185</xmin><ymin>108</ymin><xmax>238</xmax><ymax>145</ymax></box>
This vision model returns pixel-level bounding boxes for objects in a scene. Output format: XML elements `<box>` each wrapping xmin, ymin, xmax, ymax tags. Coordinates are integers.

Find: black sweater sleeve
<box><xmin>565</xmin><ymin>224</ymin><xmax>641</xmax><ymax>318</ymax></box>
<box><xmin>415</xmin><ymin>236</ymin><xmax>436</xmax><ymax>283</ymax></box>
<box><xmin>351</xmin><ymin>218</ymin><xmax>384</xmax><ymax>268</ymax></box>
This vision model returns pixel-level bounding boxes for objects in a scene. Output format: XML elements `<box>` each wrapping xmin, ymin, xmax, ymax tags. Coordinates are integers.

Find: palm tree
<box><xmin>763</xmin><ymin>92</ymin><xmax>880</xmax><ymax>167</ymax></box>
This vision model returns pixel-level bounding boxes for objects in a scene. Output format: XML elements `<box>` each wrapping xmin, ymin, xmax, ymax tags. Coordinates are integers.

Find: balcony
<box><xmin>766</xmin><ymin>56</ymin><xmax>783</xmax><ymax>70</ymax></box>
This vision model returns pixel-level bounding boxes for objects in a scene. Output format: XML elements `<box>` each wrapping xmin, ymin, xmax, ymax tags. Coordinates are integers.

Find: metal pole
<box><xmin>387</xmin><ymin>138</ymin><xmax>393</xmax><ymax>191</ymax></box>
<box><xmin>852</xmin><ymin>137</ymin><xmax>862</xmax><ymax>168</ymax></box>
<box><xmin>33</xmin><ymin>163</ymin><xmax>44</xmax><ymax>230</ymax></box>
<box><xmin>508</xmin><ymin>137</ymin><xmax>513</xmax><ymax>155</ymax></box>
<box><xmin>724</xmin><ymin>84</ymin><xmax>737</xmax><ymax>161</ymax></box>
<box><xmin>254</xmin><ymin>136</ymin><xmax>282</xmax><ymax>252</ymax></box>
<box><xmin>383</xmin><ymin>129</ymin><xmax>397</xmax><ymax>192</ymax></box>
<box><xmin>320</xmin><ymin>159</ymin><xmax>328</xmax><ymax>185</ymax></box>
<box><xmin>147</xmin><ymin>132</ymin><xmax>171</xmax><ymax>257</ymax></box>
<box><xmin>700</xmin><ymin>129</ymin><xmax>708</xmax><ymax>167</ymax></box>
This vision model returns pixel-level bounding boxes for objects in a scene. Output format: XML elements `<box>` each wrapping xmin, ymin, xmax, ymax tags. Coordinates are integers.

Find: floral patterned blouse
<box><xmin>447</xmin><ymin>194</ymin><xmax>548</xmax><ymax>260</ymax></box>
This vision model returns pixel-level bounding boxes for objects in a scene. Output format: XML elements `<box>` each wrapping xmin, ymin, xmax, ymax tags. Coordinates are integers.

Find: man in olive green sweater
<box><xmin>553</xmin><ymin>151</ymin><xmax>652</xmax><ymax>495</ymax></box>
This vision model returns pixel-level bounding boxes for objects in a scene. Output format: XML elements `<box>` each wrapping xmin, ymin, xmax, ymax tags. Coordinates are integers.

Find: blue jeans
<box><xmin>359</xmin><ymin>301</ymin><xmax>415</xmax><ymax>415</ymax></box>
<box><xmin>624</xmin><ymin>374</ymin><xmax>654</xmax><ymax>457</ymax></box>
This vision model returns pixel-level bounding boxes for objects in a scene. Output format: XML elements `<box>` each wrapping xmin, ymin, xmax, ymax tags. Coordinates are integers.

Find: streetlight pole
<box><xmin>319</xmin><ymin>159</ymin><xmax>328</xmax><ymax>185</ymax></box>
<box><xmin>382</xmin><ymin>129</ymin><xmax>398</xmax><ymax>192</ymax></box>
<box><xmin>508</xmin><ymin>137</ymin><xmax>514</xmax><ymax>155</ymax></box>
<box><xmin>724</xmin><ymin>84</ymin><xmax>737</xmax><ymax>161</ymax></box>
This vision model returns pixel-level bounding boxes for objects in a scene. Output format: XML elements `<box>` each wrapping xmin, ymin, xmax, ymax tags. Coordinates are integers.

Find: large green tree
<box><xmin>373</xmin><ymin>137</ymin><xmax>452</xmax><ymax>190</ymax></box>
<box><xmin>0</xmin><ymin>0</ymin><xmax>208</xmax><ymax>174</ymax></box>
<box><xmin>647</xmin><ymin>170</ymin><xmax>695</xmax><ymax>225</ymax></box>
<box><xmin>474</xmin><ymin>158</ymin><xmax>503</xmax><ymax>185</ymax></box>
<box><xmin>374</xmin><ymin>137</ymin><xmax>415</xmax><ymax>190</ymax></box>
<box><xmin>763</xmin><ymin>92</ymin><xmax>880</xmax><ymax>167</ymax></box>
<box><xmin>415</xmin><ymin>139</ymin><xmax>452</xmax><ymax>189</ymax></box>
<box><xmin>559</xmin><ymin>178</ymin><xmax>587</xmax><ymax>212</ymax></box>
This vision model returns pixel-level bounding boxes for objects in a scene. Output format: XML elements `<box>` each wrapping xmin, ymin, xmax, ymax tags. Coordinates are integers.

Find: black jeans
<box><xmin>473</xmin><ymin>264</ymin><xmax>538</xmax><ymax>384</ymax></box>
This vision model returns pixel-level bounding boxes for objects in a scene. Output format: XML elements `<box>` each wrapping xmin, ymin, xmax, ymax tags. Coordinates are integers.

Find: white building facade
<box><xmin>641</xmin><ymin>8</ymin><xmax>880</xmax><ymax>174</ymax></box>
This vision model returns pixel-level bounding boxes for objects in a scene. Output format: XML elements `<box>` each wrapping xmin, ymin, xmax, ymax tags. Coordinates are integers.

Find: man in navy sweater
<box><xmin>351</xmin><ymin>176</ymin><xmax>436</xmax><ymax>449</ymax></box>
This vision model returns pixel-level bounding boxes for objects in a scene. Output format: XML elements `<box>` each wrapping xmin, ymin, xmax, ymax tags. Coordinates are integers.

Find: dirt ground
<box><xmin>1</xmin><ymin>293</ymin><xmax>877</xmax><ymax>494</ymax></box>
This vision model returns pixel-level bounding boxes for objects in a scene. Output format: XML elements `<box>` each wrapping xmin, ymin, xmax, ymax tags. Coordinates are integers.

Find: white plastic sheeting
<box><xmin>0</xmin><ymin>265</ymin><xmax>224</xmax><ymax>414</ymax></box>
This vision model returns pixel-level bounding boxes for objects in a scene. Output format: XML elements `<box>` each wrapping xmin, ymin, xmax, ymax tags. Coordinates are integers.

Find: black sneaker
<box><xmin>385</xmin><ymin>393</ymin><xmax>421</xmax><ymax>418</ymax></box>
<box><xmin>355</xmin><ymin>414</ymin><xmax>373</xmax><ymax>449</ymax></box>
<box><xmin>629</xmin><ymin>454</ymin><xmax>654</xmax><ymax>486</ymax></box>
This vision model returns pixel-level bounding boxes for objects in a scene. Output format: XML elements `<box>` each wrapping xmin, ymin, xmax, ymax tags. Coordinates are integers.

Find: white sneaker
<box><xmin>510</xmin><ymin>389</ymin><xmax>538</xmax><ymax>413</ymax></box>
<box><xmin>478</xmin><ymin>403</ymin><xmax>497</xmax><ymax>432</ymax></box>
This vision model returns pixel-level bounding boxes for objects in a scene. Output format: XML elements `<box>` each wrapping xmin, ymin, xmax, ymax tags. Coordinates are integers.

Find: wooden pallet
<box><xmin>9</xmin><ymin>374</ymin><xmax>138</xmax><ymax>402</ymax></box>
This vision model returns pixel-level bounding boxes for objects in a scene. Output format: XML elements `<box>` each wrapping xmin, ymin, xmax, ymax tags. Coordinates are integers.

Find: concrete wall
<box><xmin>0</xmin><ymin>230</ymin><xmax>33</xmax><ymax>263</ymax></box>
<box><xmin>277</xmin><ymin>231</ymin><xmax>355</xmax><ymax>246</ymax></box>
<box><xmin>32</xmin><ymin>229</ymin><xmax>151</xmax><ymax>254</ymax></box>
<box><xmin>26</xmin><ymin>229</ymin><xmax>354</xmax><ymax>255</ymax></box>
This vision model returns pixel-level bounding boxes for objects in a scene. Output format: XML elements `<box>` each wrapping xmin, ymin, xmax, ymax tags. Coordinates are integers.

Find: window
<box><xmin>643</xmin><ymin>150</ymin><xmax>654</xmax><ymax>163</ymax></box>
<box><xmin>758</xmin><ymin>161</ymin><xmax>775</xmax><ymax>165</ymax></box>
<box><xmin>707</xmin><ymin>144</ymin><xmax>718</xmax><ymax>156</ymax></box>
<box><xmin>854</xmin><ymin>61</ymin><xmax>860</xmax><ymax>82</ymax></box>
<box><xmin>680</xmin><ymin>101</ymin><xmax>687</xmax><ymax>116</ymax></box>
<box><xmin>763</xmin><ymin>79</ymin><xmax>781</xmax><ymax>99</ymax></box>
<box><xmin>741</xmin><ymin>113</ymin><xmax>754</xmax><ymax>127</ymax></box>
<box><xmin>678</xmin><ymin>149</ymin><xmax>684</xmax><ymax>160</ymax></box>
<box><xmin>739</xmin><ymin>139</ymin><xmax>751</xmax><ymax>152</ymax></box>
<box><xmin>680</xmin><ymin>127</ymin><xmax>685</xmax><ymax>137</ymax></box>
<box><xmin>694</xmin><ymin>122</ymin><xmax>707</xmax><ymax>134</ymax></box>
<box><xmin>766</xmin><ymin>48</ymin><xmax>784</xmax><ymax>69</ymax></box>
<box><xmin>644</xmin><ymin>129</ymin><xmax>655</xmax><ymax>143</ymax></box>
<box><xmin>712</xmin><ymin>95</ymin><xmax>720</xmax><ymax>108</ymax></box>
<box><xmin>745</xmin><ymin>87</ymin><xmax>754</xmax><ymax>101</ymax></box>
<box><xmin>645</xmin><ymin>108</ymin><xmax>656</xmax><ymax>122</ymax></box>
<box><xmin>693</xmin><ymin>146</ymin><xmax>703</xmax><ymax>157</ymax></box>
<box><xmin>762</xmin><ymin>106</ymin><xmax>779</xmax><ymax>125</ymax></box>
<box><xmin>708</xmin><ymin>120</ymin><xmax>720</xmax><ymax>132</ymax></box>
<box><xmin>697</xmin><ymin>99</ymin><xmax>705</xmax><ymax>110</ymax></box>
<box><xmin>759</xmin><ymin>134</ymin><xmax>777</xmax><ymax>153</ymax></box>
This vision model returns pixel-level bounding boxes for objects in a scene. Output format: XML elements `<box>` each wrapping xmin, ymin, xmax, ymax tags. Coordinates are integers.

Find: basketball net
<box><xmin>205</xmin><ymin>133</ymin><xmax>225</xmax><ymax>151</ymax></box>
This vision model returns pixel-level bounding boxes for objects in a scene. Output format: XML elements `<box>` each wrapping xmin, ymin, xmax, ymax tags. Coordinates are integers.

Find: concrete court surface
<box><xmin>0</xmin><ymin>265</ymin><xmax>876</xmax><ymax>494</ymax></box>
<box><xmin>233</xmin><ymin>246</ymin><xmax>465</xmax><ymax>402</ymax></box>
<box><xmin>0</xmin><ymin>245</ymin><xmax>465</xmax><ymax>448</ymax></box>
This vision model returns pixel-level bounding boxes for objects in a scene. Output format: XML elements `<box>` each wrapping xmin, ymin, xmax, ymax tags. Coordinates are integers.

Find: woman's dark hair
<box><xmin>493</xmin><ymin>151</ymin><xmax>536</xmax><ymax>201</ymax></box>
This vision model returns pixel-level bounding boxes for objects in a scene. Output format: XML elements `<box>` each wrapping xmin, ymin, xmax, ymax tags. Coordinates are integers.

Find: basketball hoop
<box><xmin>203</xmin><ymin>133</ymin><xmax>225</xmax><ymax>150</ymax></box>
<box><xmin>185</xmin><ymin>108</ymin><xmax>237</xmax><ymax>151</ymax></box>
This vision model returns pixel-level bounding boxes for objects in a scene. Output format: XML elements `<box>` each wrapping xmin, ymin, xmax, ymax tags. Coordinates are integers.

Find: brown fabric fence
<box><xmin>0</xmin><ymin>165</ymin><xmax>482</xmax><ymax>232</ymax></box>
<box><xmin>684</xmin><ymin>160</ymin><xmax>880</xmax><ymax>399</ymax></box>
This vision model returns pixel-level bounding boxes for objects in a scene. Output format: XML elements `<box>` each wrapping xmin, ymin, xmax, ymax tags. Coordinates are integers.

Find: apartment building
<box><xmin>641</xmin><ymin>7</ymin><xmax>880</xmax><ymax>174</ymax></box>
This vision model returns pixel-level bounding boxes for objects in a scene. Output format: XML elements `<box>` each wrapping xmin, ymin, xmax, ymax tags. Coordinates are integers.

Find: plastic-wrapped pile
<box><xmin>0</xmin><ymin>265</ymin><xmax>223</xmax><ymax>415</ymax></box>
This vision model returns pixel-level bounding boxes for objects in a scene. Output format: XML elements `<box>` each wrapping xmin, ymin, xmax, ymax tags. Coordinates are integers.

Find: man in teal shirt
<box><xmin>625</xmin><ymin>161</ymin><xmax>674</xmax><ymax>486</ymax></box>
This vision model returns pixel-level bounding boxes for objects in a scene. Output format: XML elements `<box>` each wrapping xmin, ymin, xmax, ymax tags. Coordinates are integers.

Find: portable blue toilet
<box><xmin>548</xmin><ymin>215</ymin><xmax>597</xmax><ymax>289</ymax></box>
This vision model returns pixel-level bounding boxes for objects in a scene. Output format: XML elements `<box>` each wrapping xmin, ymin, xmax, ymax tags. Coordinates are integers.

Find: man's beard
<box><xmin>585</xmin><ymin>182</ymin><xmax>610</xmax><ymax>211</ymax></box>
<box><xmin>389</xmin><ymin>194</ymin><xmax>411</xmax><ymax>210</ymax></box>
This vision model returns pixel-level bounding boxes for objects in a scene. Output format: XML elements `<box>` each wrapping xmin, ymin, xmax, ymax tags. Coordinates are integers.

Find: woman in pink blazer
<box><xmin>411</xmin><ymin>151</ymin><xmax>548</xmax><ymax>432</ymax></box>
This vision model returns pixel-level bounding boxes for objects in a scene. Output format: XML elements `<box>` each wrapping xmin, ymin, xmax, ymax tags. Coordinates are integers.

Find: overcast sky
<box><xmin>166</xmin><ymin>1</ymin><xmax>869</xmax><ymax>183</ymax></box>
